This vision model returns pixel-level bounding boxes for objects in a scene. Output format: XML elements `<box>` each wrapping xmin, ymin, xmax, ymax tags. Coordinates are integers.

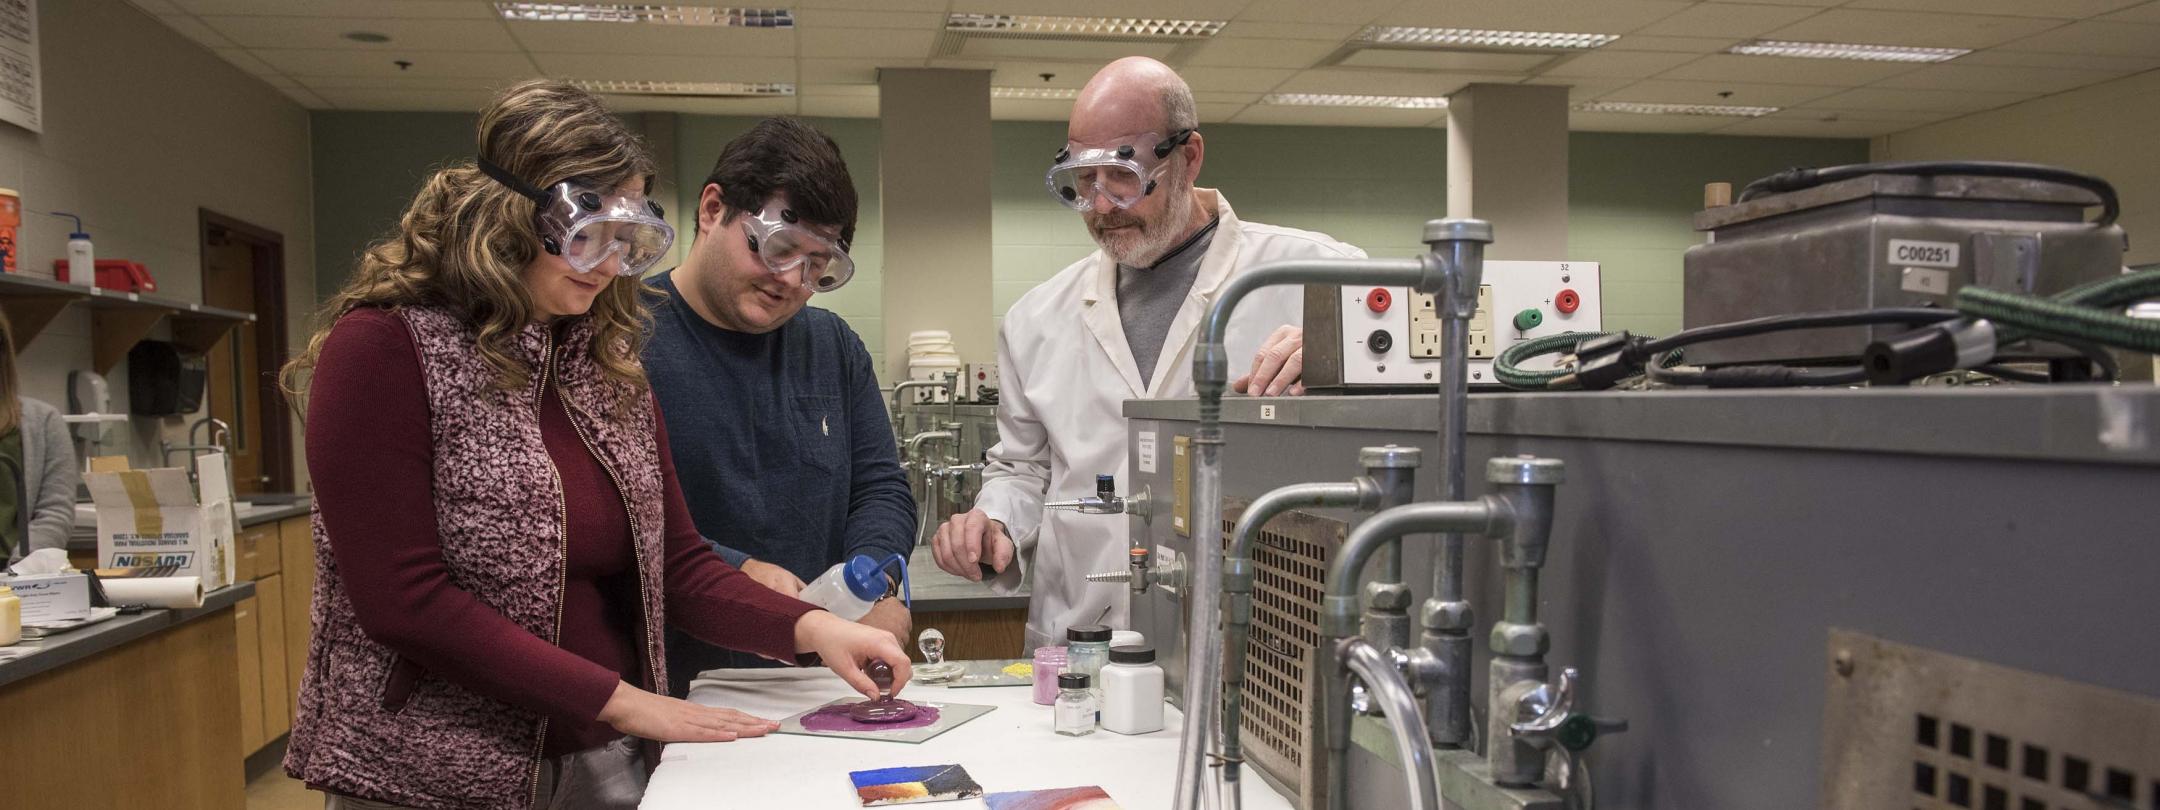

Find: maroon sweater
<box><xmin>308</xmin><ymin>309</ymin><xmax>818</xmax><ymax>756</ymax></box>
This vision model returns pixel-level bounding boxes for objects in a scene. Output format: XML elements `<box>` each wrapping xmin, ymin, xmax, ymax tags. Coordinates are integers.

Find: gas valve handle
<box><xmin>1508</xmin><ymin>667</ymin><xmax>1629</xmax><ymax>753</ymax></box>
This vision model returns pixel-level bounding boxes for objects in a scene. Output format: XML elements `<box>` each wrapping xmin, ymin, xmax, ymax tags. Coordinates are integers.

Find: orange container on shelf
<box><xmin>0</xmin><ymin>188</ymin><xmax>19</xmax><ymax>273</ymax></box>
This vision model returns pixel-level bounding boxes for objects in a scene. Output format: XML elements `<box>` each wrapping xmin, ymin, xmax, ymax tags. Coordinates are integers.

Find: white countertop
<box><xmin>646</xmin><ymin>668</ymin><xmax>1296</xmax><ymax>810</ymax></box>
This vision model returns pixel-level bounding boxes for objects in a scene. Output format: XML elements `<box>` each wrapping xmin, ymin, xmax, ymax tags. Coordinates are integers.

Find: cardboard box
<box><xmin>83</xmin><ymin>454</ymin><xmax>234</xmax><ymax>591</ymax></box>
<box><xmin>8</xmin><ymin>571</ymin><xmax>91</xmax><ymax>623</ymax></box>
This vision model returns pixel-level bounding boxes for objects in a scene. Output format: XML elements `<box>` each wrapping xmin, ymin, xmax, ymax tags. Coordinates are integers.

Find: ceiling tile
<box><xmin>1602</xmin><ymin>78</ymin><xmax>1844</xmax><ymax>107</ymax></box>
<box><xmin>1371</xmin><ymin>1</ymin><xmax>1698</xmax><ymax>33</ymax></box>
<box><xmin>504</xmin><ymin>22</ymin><xmax>796</xmax><ymax>57</ymax></box>
<box><xmin>1605</xmin><ymin>35</ymin><xmax>1747</xmax><ymax>53</ymax></box>
<box><xmin>800</xmin><ymin>83</ymin><xmax>881</xmax><ymax>97</ymax></box>
<box><xmin>1217</xmin><ymin>21</ymin><xmax>1364</xmax><ymax>41</ymax></box>
<box><xmin>1536</xmin><ymin>50</ymin><xmax>1701</xmax><ymax>79</ymax></box>
<box><xmin>1995</xmin><ymin>21</ymin><xmax>2160</xmax><ymax>57</ymax></box>
<box><xmin>951</xmin><ymin>38</ymin><xmax>1178</xmax><ymax>62</ymax></box>
<box><xmin>789</xmin><ymin>9</ymin><xmax>943</xmax><ymax>29</ymax></box>
<box><xmin>531</xmin><ymin>53</ymin><xmax>794</xmax><ymax>83</ymax></box>
<box><xmin>275</xmin><ymin>84</ymin><xmax>332</xmax><ymax>109</ymax></box>
<box><xmin>1237</xmin><ymin>0</ymin><xmax>1399</xmax><ymax>25</ymax></box>
<box><xmin>1567</xmin><ymin>111</ymin><xmax>1729</xmax><ymax>134</ymax></box>
<box><xmin>1839</xmin><ymin>0</ymin><xmax>2143</xmax><ymax>18</ymax></box>
<box><xmin>1195</xmin><ymin>101</ymin><xmax>1249</xmax><ymax>122</ymax></box>
<box><xmin>199</xmin><ymin>16</ymin><xmax>521</xmax><ymax>51</ymax></box>
<box><xmin>127</xmin><ymin>0</ymin><xmax>185</xmax><ymax>13</ymax></box>
<box><xmin>1631</xmin><ymin>4</ymin><xmax>1825</xmax><ymax>38</ymax></box>
<box><xmin>1230</xmin><ymin>105</ymin><xmax>1449</xmax><ymax>128</ymax></box>
<box><xmin>799</xmin><ymin>28</ymin><xmax>938</xmax><ymax>59</ymax></box>
<box><xmin>1755</xmin><ymin>106</ymin><xmax>1955</xmax><ymax>124</ymax></box>
<box><xmin>1761</xmin><ymin>10</ymin><xmax>2064</xmax><ymax>49</ymax></box>
<box><xmin>1171</xmin><ymin>66</ymin><xmax>1298</xmax><ymax>93</ymax></box>
<box><xmin>1708</xmin><ymin>116</ymin><xmax>1908</xmax><ymax>137</ymax></box>
<box><xmin>1798</xmin><ymin>86</ymin><xmax>2036</xmax><ymax>113</ymax></box>
<box><xmin>175</xmin><ymin>0</ymin><xmax>493</xmax><ymax>19</ymax></box>
<box><xmin>294</xmin><ymin>75</ymin><xmax>513</xmax><ymax>90</ymax></box>
<box><xmin>254</xmin><ymin>48</ymin><xmax>535</xmax><ymax>78</ymax></box>
<box><xmin>974</xmin><ymin>62</ymin><xmax>1089</xmax><ymax>87</ymax></box>
<box><xmin>796</xmin><ymin>0</ymin><xmax>949</xmax><ymax>10</ymax></box>
<box><xmin>1704</xmin><ymin>0</ymin><xmax>1843</xmax><ymax>6</ymax></box>
<box><xmin>1522</xmin><ymin>76</ymin><xmax>1634</xmax><ymax>101</ymax></box>
<box><xmin>801</xmin><ymin>95</ymin><xmax>881</xmax><ymax>118</ymax></box>
<box><xmin>1657</xmin><ymin>54</ymin><xmax>1929</xmax><ymax>86</ymax></box>
<box><xmin>211</xmin><ymin>47</ymin><xmax>280</xmax><ymax>76</ymax></box>
<box><xmin>156</xmin><ymin>13</ymin><xmax>236</xmax><ymax>48</ymax></box>
<box><xmin>592</xmin><ymin>96</ymin><xmax>799</xmax><ymax>116</ymax></box>
<box><xmin>1872</xmin><ymin>63</ymin><xmax>2129</xmax><ymax>94</ymax></box>
<box><xmin>1184</xmin><ymin>37</ymin><xmax>1341</xmax><ymax>69</ymax></box>
<box><xmin>1954</xmin><ymin>49</ymin><xmax>2160</xmax><ymax>72</ymax></box>
<box><xmin>1333</xmin><ymin>49</ymin><xmax>1558</xmax><ymax>73</ymax></box>
<box><xmin>2099</xmin><ymin>2</ymin><xmax>2160</xmax><ymax>23</ymax></box>
<box><xmin>1269</xmin><ymin>68</ymin><xmax>1476</xmax><ymax>97</ymax></box>
<box><xmin>800</xmin><ymin>58</ymin><xmax>899</xmax><ymax>84</ymax></box>
<box><xmin>312</xmin><ymin>87</ymin><xmax>499</xmax><ymax>111</ymax></box>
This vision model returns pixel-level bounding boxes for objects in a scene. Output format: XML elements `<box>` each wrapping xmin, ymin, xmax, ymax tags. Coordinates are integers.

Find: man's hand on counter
<box><xmin>595</xmin><ymin>681</ymin><xmax>778</xmax><ymax>743</ymax></box>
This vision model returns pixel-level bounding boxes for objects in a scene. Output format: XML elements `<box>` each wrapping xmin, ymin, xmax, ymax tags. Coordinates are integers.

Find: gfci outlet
<box><xmin>1331</xmin><ymin>262</ymin><xmax>1602</xmax><ymax>388</ymax></box>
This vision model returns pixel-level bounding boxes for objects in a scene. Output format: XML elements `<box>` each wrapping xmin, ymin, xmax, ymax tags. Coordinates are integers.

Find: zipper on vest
<box><xmin>526</xmin><ymin>328</ymin><xmax>572</xmax><ymax>810</ymax></box>
<box><xmin>560</xmin><ymin>383</ymin><xmax>663</xmax><ymax>698</ymax></box>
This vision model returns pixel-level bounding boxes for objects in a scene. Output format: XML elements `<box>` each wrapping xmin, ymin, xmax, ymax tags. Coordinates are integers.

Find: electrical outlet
<box><xmin>1467</xmin><ymin>286</ymin><xmax>1496</xmax><ymax>359</ymax></box>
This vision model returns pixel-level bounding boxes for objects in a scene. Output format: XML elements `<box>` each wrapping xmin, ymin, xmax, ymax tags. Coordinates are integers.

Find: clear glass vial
<box><xmin>1054</xmin><ymin>673</ymin><xmax>1097</xmax><ymax>737</ymax></box>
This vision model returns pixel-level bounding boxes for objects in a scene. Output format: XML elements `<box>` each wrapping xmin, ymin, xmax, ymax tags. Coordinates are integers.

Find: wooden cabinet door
<box><xmin>278</xmin><ymin>516</ymin><xmax>315</xmax><ymax>721</ymax></box>
<box><xmin>234</xmin><ymin>595</ymin><xmax>264</xmax><ymax>754</ymax></box>
<box><xmin>256</xmin><ymin>574</ymin><xmax>291</xmax><ymax>741</ymax></box>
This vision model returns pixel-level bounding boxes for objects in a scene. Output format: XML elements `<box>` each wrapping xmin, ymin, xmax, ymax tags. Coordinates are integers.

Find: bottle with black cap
<box><xmin>1101</xmin><ymin>645</ymin><xmax>1164</xmax><ymax>734</ymax></box>
<box><xmin>1054</xmin><ymin>672</ymin><xmax>1097</xmax><ymax>736</ymax></box>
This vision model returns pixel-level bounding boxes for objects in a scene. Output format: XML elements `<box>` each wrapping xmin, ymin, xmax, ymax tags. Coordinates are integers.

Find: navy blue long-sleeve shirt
<box><xmin>644</xmin><ymin>271</ymin><xmax>916</xmax><ymax>689</ymax></box>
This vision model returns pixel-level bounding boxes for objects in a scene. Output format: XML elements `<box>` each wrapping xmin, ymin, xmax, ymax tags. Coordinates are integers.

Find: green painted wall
<box><xmin>312</xmin><ymin>113</ymin><xmax>1869</xmax><ymax>372</ymax></box>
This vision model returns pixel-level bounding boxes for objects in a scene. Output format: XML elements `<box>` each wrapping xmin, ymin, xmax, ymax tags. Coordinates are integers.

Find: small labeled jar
<box><xmin>1064</xmin><ymin>624</ymin><xmax>1112</xmax><ymax>687</ymax></box>
<box><xmin>1031</xmin><ymin>644</ymin><xmax>1068</xmax><ymax>705</ymax></box>
<box><xmin>1054</xmin><ymin>673</ymin><xmax>1097</xmax><ymax>737</ymax></box>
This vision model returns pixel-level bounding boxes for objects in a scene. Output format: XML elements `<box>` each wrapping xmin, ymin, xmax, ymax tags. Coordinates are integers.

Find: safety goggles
<box><xmin>478</xmin><ymin>156</ymin><xmax>675</xmax><ymax>276</ymax></box>
<box><xmin>1044</xmin><ymin>129</ymin><xmax>1195</xmax><ymax>211</ymax></box>
<box><xmin>739</xmin><ymin>200</ymin><xmax>855</xmax><ymax>293</ymax></box>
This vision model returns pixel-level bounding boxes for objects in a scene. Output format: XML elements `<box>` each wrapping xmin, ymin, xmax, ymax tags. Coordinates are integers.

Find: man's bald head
<box><xmin>1069</xmin><ymin>56</ymin><xmax>1197</xmax><ymax>145</ymax></box>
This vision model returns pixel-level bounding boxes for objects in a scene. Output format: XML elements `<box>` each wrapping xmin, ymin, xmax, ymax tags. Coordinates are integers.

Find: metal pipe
<box><xmin>1321</xmin><ymin>500</ymin><xmax>1506</xmax><ymax>810</ymax></box>
<box><xmin>1421</xmin><ymin>219</ymin><xmax>1492</xmax><ymax>751</ymax></box>
<box><xmin>1358</xmin><ymin>448</ymin><xmax>1421</xmax><ymax>652</ymax></box>
<box><xmin>903</xmin><ymin>430</ymin><xmax>954</xmax><ymax>456</ymax></box>
<box><xmin>1176</xmin><ymin>256</ymin><xmax>1430</xmax><ymax>810</ymax></box>
<box><xmin>1336</xmin><ymin>638</ymin><xmax>1441</xmax><ymax>810</ymax></box>
<box><xmin>888</xmin><ymin>379</ymin><xmax>949</xmax><ymax>439</ymax></box>
<box><xmin>1219</xmin><ymin>479</ymin><xmax>1382</xmax><ymax>800</ymax></box>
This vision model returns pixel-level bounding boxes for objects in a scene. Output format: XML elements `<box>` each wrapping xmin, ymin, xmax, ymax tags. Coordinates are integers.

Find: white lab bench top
<box><xmin>644</xmin><ymin>668</ymin><xmax>1299</xmax><ymax>810</ymax></box>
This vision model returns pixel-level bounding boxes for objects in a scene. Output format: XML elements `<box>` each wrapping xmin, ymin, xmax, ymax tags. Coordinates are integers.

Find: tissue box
<box><xmin>9</xmin><ymin>572</ymin><xmax>92</xmax><ymax>623</ymax></box>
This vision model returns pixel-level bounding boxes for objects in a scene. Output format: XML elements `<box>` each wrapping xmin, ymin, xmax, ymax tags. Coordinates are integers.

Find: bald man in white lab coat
<box><xmin>931</xmin><ymin>57</ymin><xmax>1365</xmax><ymax>650</ymax></box>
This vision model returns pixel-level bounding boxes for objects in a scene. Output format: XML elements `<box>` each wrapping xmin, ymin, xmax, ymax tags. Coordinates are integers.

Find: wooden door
<box><xmin>201</xmin><ymin>237</ymin><xmax>263</xmax><ymax>494</ymax></box>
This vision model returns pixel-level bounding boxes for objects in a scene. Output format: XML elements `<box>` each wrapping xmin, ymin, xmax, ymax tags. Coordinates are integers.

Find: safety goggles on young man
<box><xmin>478</xmin><ymin>156</ymin><xmax>676</xmax><ymax>276</ymax></box>
<box><xmin>1044</xmin><ymin>129</ymin><xmax>1195</xmax><ymax>212</ymax></box>
<box><xmin>739</xmin><ymin>200</ymin><xmax>855</xmax><ymax>293</ymax></box>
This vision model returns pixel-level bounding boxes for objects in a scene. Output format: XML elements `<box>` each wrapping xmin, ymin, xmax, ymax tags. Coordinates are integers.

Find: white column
<box><xmin>1446</xmin><ymin>84</ymin><xmax>1570</xmax><ymax>259</ymax></box>
<box><xmin>878</xmin><ymin>68</ymin><xmax>995</xmax><ymax>382</ymax></box>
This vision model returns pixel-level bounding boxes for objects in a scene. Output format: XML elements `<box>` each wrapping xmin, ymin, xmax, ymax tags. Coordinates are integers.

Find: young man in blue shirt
<box><xmin>645</xmin><ymin>117</ymin><xmax>916</xmax><ymax>695</ymax></box>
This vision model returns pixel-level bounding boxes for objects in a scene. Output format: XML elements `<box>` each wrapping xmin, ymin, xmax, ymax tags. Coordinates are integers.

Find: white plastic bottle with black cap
<box><xmin>797</xmin><ymin>552</ymin><xmax>909</xmax><ymax>621</ymax></box>
<box><xmin>1100</xmin><ymin>644</ymin><xmax>1165</xmax><ymax>734</ymax></box>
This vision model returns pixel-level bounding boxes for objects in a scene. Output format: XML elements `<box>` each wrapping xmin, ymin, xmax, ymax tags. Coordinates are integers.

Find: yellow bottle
<box><xmin>0</xmin><ymin>583</ymin><xmax>20</xmax><ymax>646</ymax></box>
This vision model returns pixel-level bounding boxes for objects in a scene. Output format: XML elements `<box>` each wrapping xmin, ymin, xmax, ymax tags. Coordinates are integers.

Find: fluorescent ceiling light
<box><xmin>1575</xmin><ymin>101</ymin><xmax>1778</xmax><ymax>118</ymax></box>
<box><xmin>992</xmin><ymin>86</ymin><xmax>1080</xmax><ymax>100</ymax></box>
<box><xmin>946</xmin><ymin>13</ymin><xmax>1225</xmax><ymax>39</ymax></box>
<box><xmin>496</xmin><ymin>3</ymin><xmax>793</xmax><ymax>27</ymax></box>
<box><xmin>1263</xmin><ymin>93</ymin><xmax>1450</xmax><ymax>110</ymax></box>
<box><xmin>570</xmin><ymin>80</ymin><xmax>795</xmax><ymax>97</ymax></box>
<box><xmin>1727</xmin><ymin>39</ymin><xmax>1968</xmax><ymax>63</ymax></box>
<box><xmin>1355</xmin><ymin>25</ymin><xmax>1617</xmax><ymax>51</ymax></box>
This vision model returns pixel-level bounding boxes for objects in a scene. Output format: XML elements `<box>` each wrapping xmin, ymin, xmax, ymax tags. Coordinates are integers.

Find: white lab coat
<box><xmin>973</xmin><ymin>188</ymin><xmax>1367</xmax><ymax>650</ymax></box>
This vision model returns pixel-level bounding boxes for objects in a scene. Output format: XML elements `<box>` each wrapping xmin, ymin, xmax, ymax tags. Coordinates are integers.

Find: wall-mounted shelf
<box><xmin>0</xmin><ymin>272</ymin><xmax>254</xmax><ymax>373</ymax></box>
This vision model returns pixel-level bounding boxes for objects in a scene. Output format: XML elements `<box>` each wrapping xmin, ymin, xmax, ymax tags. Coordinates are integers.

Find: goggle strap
<box><xmin>475</xmin><ymin>156</ymin><xmax>551</xmax><ymax>204</ymax></box>
<box><xmin>1155</xmin><ymin>128</ymin><xmax>1196</xmax><ymax>159</ymax></box>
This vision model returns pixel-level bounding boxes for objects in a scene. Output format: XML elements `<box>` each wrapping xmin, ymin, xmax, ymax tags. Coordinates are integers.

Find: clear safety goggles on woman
<box><xmin>1043</xmin><ymin>129</ymin><xmax>1195</xmax><ymax>211</ymax></box>
<box><xmin>478</xmin><ymin>156</ymin><xmax>676</xmax><ymax>276</ymax></box>
<box><xmin>739</xmin><ymin>200</ymin><xmax>856</xmax><ymax>293</ymax></box>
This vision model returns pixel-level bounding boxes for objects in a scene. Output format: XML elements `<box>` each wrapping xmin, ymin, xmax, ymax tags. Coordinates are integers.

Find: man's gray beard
<box><xmin>1094</xmin><ymin>181</ymin><xmax>1195</xmax><ymax>267</ymax></box>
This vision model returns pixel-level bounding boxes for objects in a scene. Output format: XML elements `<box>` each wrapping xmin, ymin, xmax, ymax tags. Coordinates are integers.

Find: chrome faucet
<box><xmin>161</xmin><ymin>417</ymin><xmax>233</xmax><ymax>487</ymax></box>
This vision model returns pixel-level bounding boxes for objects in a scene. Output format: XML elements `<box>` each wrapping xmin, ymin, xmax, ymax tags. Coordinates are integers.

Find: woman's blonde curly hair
<box><xmin>283</xmin><ymin>79</ymin><xmax>658</xmax><ymax>408</ymax></box>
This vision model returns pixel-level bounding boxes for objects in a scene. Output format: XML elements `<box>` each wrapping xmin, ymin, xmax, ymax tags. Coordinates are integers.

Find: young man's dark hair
<box><xmin>702</xmin><ymin>116</ymin><xmax>859</xmax><ymax>248</ymax></box>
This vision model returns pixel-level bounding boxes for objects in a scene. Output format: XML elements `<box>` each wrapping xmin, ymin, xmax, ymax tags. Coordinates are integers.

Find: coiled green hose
<box><xmin>1494</xmin><ymin>332</ymin><xmax>1606</xmax><ymax>390</ymax></box>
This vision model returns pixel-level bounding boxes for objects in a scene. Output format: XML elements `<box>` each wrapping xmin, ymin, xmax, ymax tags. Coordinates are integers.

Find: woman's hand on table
<box><xmin>595</xmin><ymin>681</ymin><xmax>779</xmax><ymax>742</ymax></box>
<box><xmin>796</xmin><ymin>610</ymin><xmax>913</xmax><ymax>700</ymax></box>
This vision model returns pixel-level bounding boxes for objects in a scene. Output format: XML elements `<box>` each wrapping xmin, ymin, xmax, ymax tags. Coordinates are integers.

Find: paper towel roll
<box><xmin>102</xmin><ymin>577</ymin><xmax>205</xmax><ymax>609</ymax></box>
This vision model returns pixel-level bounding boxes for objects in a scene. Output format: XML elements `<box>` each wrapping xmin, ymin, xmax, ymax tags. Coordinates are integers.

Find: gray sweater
<box><xmin>16</xmin><ymin>397</ymin><xmax>77</xmax><ymax>553</ymax></box>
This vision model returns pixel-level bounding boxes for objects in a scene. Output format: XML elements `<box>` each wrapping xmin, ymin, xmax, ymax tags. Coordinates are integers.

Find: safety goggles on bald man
<box><xmin>478</xmin><ymin>156</ymin><xmax>676</xmax><ymax>276</ymax></box>
<box><xmin>1044</xmin><ymin>129</ymin><xmax>1195</xmax><ymax>212</ymax></box>
<box><xmin>739</xmin><ymin>200</ymin><xmax>856</xmax><ymax>293</ymax></box>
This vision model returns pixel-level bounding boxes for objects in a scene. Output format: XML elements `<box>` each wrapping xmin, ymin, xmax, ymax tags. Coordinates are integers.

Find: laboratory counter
<box><xmin>904</xmin><ymin>545</ymin><xmax>1032</xmax><ymax>663</ymax></box>
<box><xmin>0</xmin><ymin>580</ymin><xmax>255</xmax><ymax>688</ymax></box>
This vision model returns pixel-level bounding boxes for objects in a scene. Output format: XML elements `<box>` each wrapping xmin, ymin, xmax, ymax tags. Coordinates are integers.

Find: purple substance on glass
<box><xmin>801</xmin><ymin>700</ymin><xmax>942</xmax><ymax>732</ymax></box>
